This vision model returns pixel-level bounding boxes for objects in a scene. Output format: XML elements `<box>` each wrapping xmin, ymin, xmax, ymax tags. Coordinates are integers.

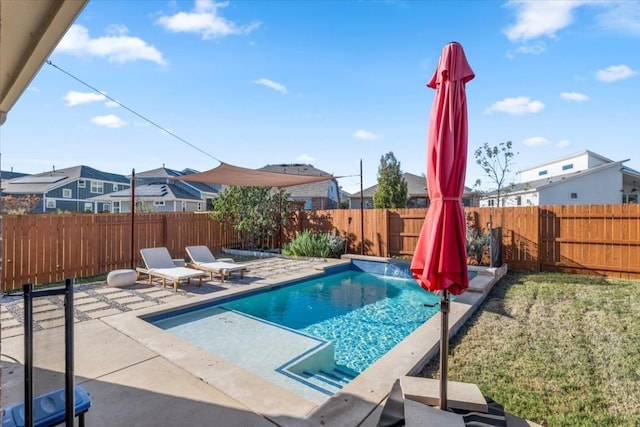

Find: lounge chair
<box><xmin>138</xmin><ymin>247</ymin><xmax>208</xmax><ymax>292</ymax></box>
<box><xmin>185</xmin><ymin>245</ymin><xmax>248</xmax><ymax>282</ymax></box>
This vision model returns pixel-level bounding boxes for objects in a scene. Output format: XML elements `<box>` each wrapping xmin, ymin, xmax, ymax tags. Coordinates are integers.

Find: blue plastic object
<box><xmin>1</xmin><ymin>386</ymin><xmax>91</xmax><ymax>427</ymax></box>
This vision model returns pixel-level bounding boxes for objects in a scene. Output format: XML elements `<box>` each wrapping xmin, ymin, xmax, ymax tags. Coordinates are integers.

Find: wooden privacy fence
<box><xmin>2</xmin><ymin>205</ymin><xmax>640</xmax><ymax>291</ymax></box>
<box><xmin>1</xmin><ymin>213</ymin><xmax>238</xmax><ymax>290</ymax></box>
<box><xmin>291</xmin><ymin>205</ymin><xmax>640</xmax><ymax>280</ymax></box>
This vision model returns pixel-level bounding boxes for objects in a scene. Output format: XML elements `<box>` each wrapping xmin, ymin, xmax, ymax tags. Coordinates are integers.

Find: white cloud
<box><xmin>484</xmin><ymin>97</ymin><xmax>545</xmax><ymax>115</ymax></box>
<box><xmin>156</xmin><ymin>0</ymin><xmax>260</xmax><ymax>40</ymax></box>
<box><xmin>561</xmin><ymin>92</ymin><xmax>589</xmax><ymax>102</ymax></box>
<box><xmin>297</xmin><ymin>154</ymin><xmax>314</xmax><ymax>163</ymax></box>
<box><xmin>63</xmin><ymin>91</ymin><xmax>106</xmax><ymax>106</ymax></box>
<box><xmin>505</xmin><ymin>1</ymin><xmax>640</xmax><ymax>46</ymax></box>
<box><xmin>504</xmin><ymin>0</ymin><xmax>582</xmax><ymax>42</ymax></box>
<box><xmin>596</xmin><ymin>65</ymin><xmax>639</xmax><ymax>82</ymax></box>
<box><xmin>353</xmin><ymin>129</ymin><xmax>382</xmax><ymax>141</ymax></box>
<box><xmin>104</xmin><ymin>100</ymin><xmax>120</xmax><ymax>108</ymax></box>
<box><xmin>253</xmin><ymin>78</ymin><xmax>288</xmax><ymax>94</ymax></box>
<box><xmin>57</xmin><ymin>24</ymin><xmax>166</xmax><ymax>65</ymax></box>
<box><xmin>556</xmin><ymin>139</ymin><xmax>571</xmax><ymax>148</ymax></box>
<box><xmin>522</xmin><ymin>137</ymin><xmax>549</xmax><ymax>147</ymax></box>
<box><xmin>512</xmin><ymin>42</ymin><xmax>546</xmax><ymax>56</ymax></box>
<box><xmin>596</xmin><ymin>1</ymin><xmax>640</xmax><ymax>35</ymax></box>
<box><xmin>91</xmin><ymin>115</ymin><xmax>127</xmax><ymax>128</ymax></box>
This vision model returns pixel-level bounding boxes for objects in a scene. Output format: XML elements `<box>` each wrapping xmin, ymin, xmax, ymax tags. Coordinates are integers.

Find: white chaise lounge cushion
<box><xmin>185</xmin><ymin>245</ymin><xmax>234</xmax><ymax>264</ymax></box>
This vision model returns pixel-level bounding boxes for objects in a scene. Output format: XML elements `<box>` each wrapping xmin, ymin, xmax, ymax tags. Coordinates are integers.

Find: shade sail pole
<box><xmin>360</xmin><ymin>159</ymin><xmax>364</xmax><ymax>255</ymax></box>
<box><xmin>440</xmin><ymin>289</ymin><xmax>450</xmax><ymax>410</ymax></box>
<box><xmin>130</xmin><ymin>168</ymin><xmax>135</xmax><ymax>270</ymax></box>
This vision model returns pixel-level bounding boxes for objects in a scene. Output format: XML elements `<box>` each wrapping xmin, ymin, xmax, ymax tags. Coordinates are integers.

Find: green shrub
<box><xmin>283</xmin><ymin>230</ymin><xmax>340</xmax><ymax>258</ymax></box>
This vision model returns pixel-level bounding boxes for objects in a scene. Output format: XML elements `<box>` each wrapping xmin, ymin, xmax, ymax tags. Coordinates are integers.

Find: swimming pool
<box><xmin>152</xmin><ymin>270</ymin><xmax>441</xmax><ymax>372</ymax></box>
<box><xmin>146</xmin><ymin>263</ymin><xmax>476</xmax><ymax>402</ymax></box>
<box><xmin>103</xmin><ymin>256</ymin><xmax>503</xmax><ymax>421</ymax></box>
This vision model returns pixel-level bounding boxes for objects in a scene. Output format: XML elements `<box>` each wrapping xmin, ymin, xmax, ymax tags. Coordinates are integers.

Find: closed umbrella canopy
<box><xmin>411</xmin><ymin>41</ymin><xmax>474</xmax><ymax>295</ymax></box>
<box><xmin>410</xmin><ymin>41</ymin><xmax>474</xmax><ymax>411</ymax></box>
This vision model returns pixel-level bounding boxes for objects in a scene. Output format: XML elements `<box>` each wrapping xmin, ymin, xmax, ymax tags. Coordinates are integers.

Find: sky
<box><xmin>1</xmin><ymin>0</ymin><xmax>639</xmax><ymax>194</ymax></box>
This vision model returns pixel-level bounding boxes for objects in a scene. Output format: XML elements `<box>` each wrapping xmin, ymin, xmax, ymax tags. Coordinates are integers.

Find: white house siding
<box><xmin>518</xmin><ymin>152</ymin><xmax>607</xmax><ymax>183</ymax></box>
<box><xmin>482</xmin><ymin>192</ymin><xmax>538</xmax><ymax>207</ymax></box>
<box><xmin>538</xmin><ymin>166</ymin><xmax>622</xmax><ymax>205</ymax></box>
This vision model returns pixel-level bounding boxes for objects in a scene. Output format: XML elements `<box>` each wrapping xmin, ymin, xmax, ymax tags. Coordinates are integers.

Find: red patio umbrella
<box><xmin>410</xmin><ymin>41</ymin><xmax>474</xmax><ymax>410</ymax></box>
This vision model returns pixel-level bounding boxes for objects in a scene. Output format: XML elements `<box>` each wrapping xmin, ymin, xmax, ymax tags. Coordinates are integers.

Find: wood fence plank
<box><xmin>3</xmin><ymin>205</ymin><xmax>640</xmax><ymax>290</ymax></box>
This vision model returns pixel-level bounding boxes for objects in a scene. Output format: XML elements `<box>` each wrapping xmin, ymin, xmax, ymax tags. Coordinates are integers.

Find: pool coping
<box><xmin>101</xmin><ymin>256</ymin><xmax>508</xmax><ymax>426</ymax></box>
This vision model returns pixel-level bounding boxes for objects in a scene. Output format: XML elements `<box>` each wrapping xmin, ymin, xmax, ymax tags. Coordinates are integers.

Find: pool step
<box><xmin>299</xmin><ymin>367</ymin><xmax>357</xmax><ymax>392</ymax></box>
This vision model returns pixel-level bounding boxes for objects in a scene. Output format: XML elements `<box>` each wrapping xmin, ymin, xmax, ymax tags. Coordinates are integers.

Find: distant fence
<box><xmin>2</xmin><ymin>205</ymin><xmax>640</xmax><ymax>291</ymax></box>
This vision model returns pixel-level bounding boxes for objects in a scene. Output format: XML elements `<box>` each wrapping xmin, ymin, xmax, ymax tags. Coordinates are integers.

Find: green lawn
<box><xmin>420</xmin><ymin>271</ymin><xmax>640</xmax><ymax>427</ymax></box>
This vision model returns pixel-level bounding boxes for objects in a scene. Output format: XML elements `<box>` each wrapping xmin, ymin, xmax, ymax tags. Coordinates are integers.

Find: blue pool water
<box><xmin>150</xmin><ymin>268</ymin><xmax>470</xmax><ymax>374</ymax></box>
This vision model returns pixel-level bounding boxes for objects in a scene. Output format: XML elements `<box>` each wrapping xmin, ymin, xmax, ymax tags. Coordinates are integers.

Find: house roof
<box><xmin>134</xmin><ymin>166</ymin><xmax>220</xmax><ymax>196</ymax></box>
<box><xmin>404</xmin><ymin>173</ymin><xmax>428</xmax><ymax>197</ymax></box>
<box><xmin>486</xmin><ymin>160</ymin><xmax>627</xmax><ymax>196</ymax></box>
<box><xmin>349</xmin><ymin>172</ymin><xmax>472</xmax><ymax>199</ymax></box>
<box><xmin>519</xmin><ymin>150</ymin><xmax>615</xmax><ymax>173</ymax></box>
<box><xmin>89</xmin><ymin>183</ymin><xmax>202</xmax><ymax>202</ymax></box>
<box><xmin>2</xmin><ymin>165</ymin><xmax>129</xmax><ymax>194</ymax></box>
<box><xmin>1</xmin><ymin>170</ymin><xmax>28</xmax><ymax>181</ymax></box>
<box><xmin>134</xmin><ymin>167</ymin><xmax>182</xmax><ymax>179</ymax></box>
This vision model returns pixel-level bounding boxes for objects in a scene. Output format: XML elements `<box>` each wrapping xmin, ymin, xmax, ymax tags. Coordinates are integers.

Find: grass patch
<box><xmin>420</xmin><ymin>271</ymin><xmax>640</xmax><ymax>427</ymax></box>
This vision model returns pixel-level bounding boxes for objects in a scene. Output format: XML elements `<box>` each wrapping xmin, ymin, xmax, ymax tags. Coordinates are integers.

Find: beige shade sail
<box><xmin>176</xmin><ymin>162</ymin><xmax>338</xmax><ymax>187</ymax></box>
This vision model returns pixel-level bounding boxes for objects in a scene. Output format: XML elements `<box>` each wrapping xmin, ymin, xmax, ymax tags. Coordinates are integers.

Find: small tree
<box><xmin>473</xmin><ymin>141</ymin><xmax>517</xmax><ymax>206</ymax></box>
<box><xmin>209</xmin><ymin>186</ymin><xmax>290</xmax><ymax>250</ymax></box>
<box><xmin>373</xmin><ymin>152</ymin><xmax>408</xmax><ymax>208</ymax></box>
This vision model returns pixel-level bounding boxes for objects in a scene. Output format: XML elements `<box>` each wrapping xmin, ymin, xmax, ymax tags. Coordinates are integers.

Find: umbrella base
<box><xmin>401</xmin><ymin>377</ymin><xmax>487</xmax><ymax>412</ymax></box>
<box><xmin>377</xmin><ymin>377</ymin><xmax>508</xmax><ymax>427</ymax></box>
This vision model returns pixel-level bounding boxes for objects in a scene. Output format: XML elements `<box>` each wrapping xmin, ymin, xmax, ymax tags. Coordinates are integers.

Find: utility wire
<box><xmin>46</xmin><ymin>60</ymin><xmax>222</xmax><ymax>163</ymax></box>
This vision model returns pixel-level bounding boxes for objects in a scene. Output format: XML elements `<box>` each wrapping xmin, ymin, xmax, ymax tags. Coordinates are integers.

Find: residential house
<box><xmin>256</xmin><ymin>164</ymin><xmax>340</xmax><ymax>210</ymax></box>
<box><xmin>1</xmin><ymin>165</ymin><xmax>129</xmax><ymax>213</ymax></box>
<box><xmin>1</xmin><ymin>169</ymin><xmax>28</xmax><ymax>183</ymax></box>
<box><xmin>88</xmin><ymin>166</ymin><xmax>220</xmax><ymax>213</ymax></box>
<box><xmin>349</xmin><ymin>172</ymin><xmax>477</xmax><ymax>208</ymax></box>
<box><xmin>479</xmin><ymin>150</ymin><xmax>640</xmax><ymax>207</ymax></box>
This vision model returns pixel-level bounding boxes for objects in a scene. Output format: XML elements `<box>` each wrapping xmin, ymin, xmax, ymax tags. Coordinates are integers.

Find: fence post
<box><xmin>536</xmin><ymin>206</ymin><xmax>542</xmax><ymax>272</ymax></box>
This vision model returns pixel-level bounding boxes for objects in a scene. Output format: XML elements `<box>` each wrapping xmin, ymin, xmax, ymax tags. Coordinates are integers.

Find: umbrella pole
<box><xmin>439</xmin><ymin>289</ymin><xmax>450</xmax><ymax>410</ymax></box>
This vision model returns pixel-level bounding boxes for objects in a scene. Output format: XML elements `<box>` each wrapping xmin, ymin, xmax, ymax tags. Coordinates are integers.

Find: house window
<box><xmin>84</xmin><ymin>203</ymin><xmax>93</xmax><ymax>212</ymax></box>
<box><xmin>154</xmin><ymin>200</ymin><xmax>165</xmax><ymax>206</ymax></box>
<box><xmin>113</xmin><ymin>184</ymin><xmax>118</xmax><ymax>191</ymax></box>
<box><xmin>488</xmin><ymin>199</ymin><xmax>495</xmax><ymax>207</ymax></box>
<box><xmin>628</xmin><ymin>194</ymin><xmax>638</xmax><ymax>204</ymax></box>
<box><xmin>102</xmin><ymin>203</ymin><xmax>110</xmax><ymax>212</ymax></box>
<box><xmin>62</xmin><ymin>189</ymin><xmax>72</xmax><ymax>198</ymax></box>
<box><xmin>181</xmin><ymin>201</ymin><xmax>187</xmax><ymax>212</ymax></box>
<box><xmin>304</xmin><ymin>199</ymin><xmax>312</xmax><ymax>210</ymax></box>
<box><xmin>570</xmin><ymin>192</ymin><xmax>578</xmax><ymax>199</ymax></box>
<box><xmin>516</xmin><ymin>196</ymin><xmax>522</xmax><ymax>206</ymax></box>
<box><xmin>46</xmin><ymin>199</ymin><xmax>56</xmax><ymax>209</ymax></box>
<box><xmin>78</xmin><ymin>179</ymin><xmax>86</xmax><ymax>188</ymax></box>
<box><xmin>113</xmin><ymin>201</ymin><xmax>120</xmax><ymax>213</ymax></box>
<box><xmin>90</xmin><ymin>181</ymin><xmax>103</xmax><ymax>194</ymax></box>
<box><xmin>538</xmin><ymin>170</ymin><xmax>548</xmax><ymax>176</ymax></box>
<box><xmin>562</xmin><ymin>163</ymin><xmax>574</xmax><ymax>171</ymax></box>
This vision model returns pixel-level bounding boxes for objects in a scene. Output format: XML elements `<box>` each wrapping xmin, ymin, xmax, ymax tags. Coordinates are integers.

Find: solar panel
<box><xmin>135</xmin><ymin>185</ymin><xmax>169</xmax><ymax>197</ymax></box>
<box><xmin>12</xmin><ymin>175</ymin><xmax>66</xmax><ymax>184</ymax></box>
